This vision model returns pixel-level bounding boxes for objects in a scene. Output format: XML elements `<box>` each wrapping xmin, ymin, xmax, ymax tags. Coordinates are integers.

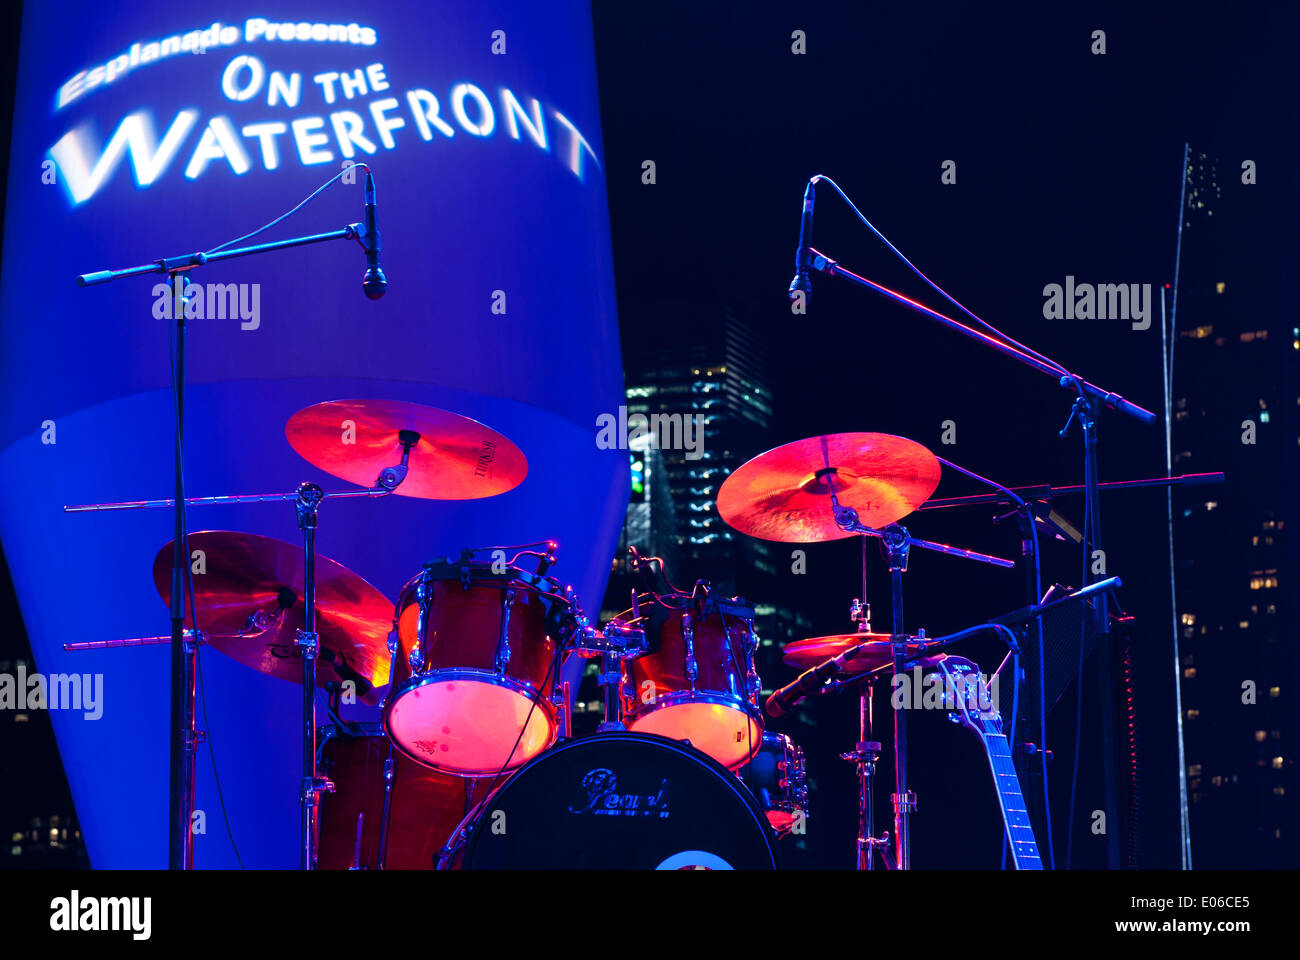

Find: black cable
<box><xmin>204</xmin><ymin>163</ymin><xmax>371</xmax><ymax>256</ymax></box>
<box><xmin>809</xmin><ymin>175</ymin><xmax>1072</xmax><ymax>379</ymax></box>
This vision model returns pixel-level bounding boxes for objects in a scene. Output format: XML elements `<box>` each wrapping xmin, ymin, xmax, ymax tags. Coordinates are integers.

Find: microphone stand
<box><xmin>805</xmin><ymin>246</ymin><xmax>1157</xmax><ymax>869</ymax></box>
<box><xmin>75</xmin><ymin>220</ymin><xmax>371</xmax><ymax>870</ymax></box>
<box><xmin>914</xmin><ymin>470</ymin><xmax>1221</xmax><ymax>866</ymax></box>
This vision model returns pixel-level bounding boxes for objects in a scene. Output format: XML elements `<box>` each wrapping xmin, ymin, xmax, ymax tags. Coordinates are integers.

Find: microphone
<box><xmin>987</xmin><ymin>577</ymin><xmax>1123</xmax><ymax>628</ymax></box>
<box><xmin>536</xmin><ymin>541</ymin><xmax>558</xmax><ymax>577</ymax></box>
<box><xmin>628</xmin><ymin>546</ymin><xmax>658</xmax><ymax>593</ymax></box>
<box><xmin>787</xmin><ymin>178</ymin><xmax>816</xmax><ymax>302</ymax></box>
<box><xmin>362</xmin><ymin>170</ymin><xmax>387</xmax><ymax>300</ymax></box>
<box><xmin>765</xmin><ymin>655</ymin><xmax>842</xmax><ymax>718</ymax></box>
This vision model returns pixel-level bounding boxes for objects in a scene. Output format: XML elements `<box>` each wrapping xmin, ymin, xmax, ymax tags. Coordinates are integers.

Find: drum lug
<box><xmin>552</xmin><ymin>679</ymin><xmax>571</xmax><ymax>741</ymax></box>
<box><xmin>495</xmin><ymin>588</ymin><xmax>516</xmax><ymax>673</ymax></box>
<box><xmin>409</xmin><ymin>567</ymin><xmax>434</xmax><ymax>671</ymax></box>
<box><xmin>682</xmin><ymin>612</ymin><xmax>698</xmax><ymax>686</ymax></box>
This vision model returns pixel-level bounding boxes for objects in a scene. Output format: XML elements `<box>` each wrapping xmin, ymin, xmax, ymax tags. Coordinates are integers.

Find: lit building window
<box><xmin>1256</xmin><ymin>730</ymin><xmax>1268</xmax><ymax>742</ymax></box>
<box><xmin>1272</xmin><ymin>757</ymin><xmax>1284</xmax><ymax>770</ymax></box>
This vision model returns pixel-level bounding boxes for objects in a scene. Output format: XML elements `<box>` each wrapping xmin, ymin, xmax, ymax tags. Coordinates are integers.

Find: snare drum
<box><xmin>383</xmin><ymin>557</ymin><xmax>564</xmax><ymax>776</ymax></box>
<box><xmin>613</xmin><ymin>590</ymin><xmax>763</xmax><ymax>770</ymax></box>
<box><xmin>740</xmin><ymin>732</ymin><xmax>808</xmax><ymax>836</ymax></box>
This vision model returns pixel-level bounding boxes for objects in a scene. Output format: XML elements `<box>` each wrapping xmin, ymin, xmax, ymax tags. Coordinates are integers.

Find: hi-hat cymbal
<box><xmin>153</xmin><ymin>531</ymin><xmax>394</xmax><ymax>703</ymax></box>
<box><xmin>717</xmin><ymin>433</ymin><xmax>941</xmax><ymax>542</ymax></box>
<box><xmin>285</xmin><ymin>399</ymin><xmax>527</xmax><ymax>499</ymax></box>
<box><xmin>783</xmin><ymin>634</ymin><xmax>937</xmax><ymax>674</ymax></box>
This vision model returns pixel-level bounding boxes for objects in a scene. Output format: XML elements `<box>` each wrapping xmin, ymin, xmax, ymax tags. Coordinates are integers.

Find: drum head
<box><xmin>460</xmin><ymin>733</ymin><xmax>778</xmax><ymax>869</ymax></box>
<box><xmin>626</xmin><ymin>696</ymin><xmax>762</xmax><ymax>769</ymax></box>
<box><xmin>385</xmin><ymin>672</ymin><xmax>555</xmax><ymax>776</ymax></box>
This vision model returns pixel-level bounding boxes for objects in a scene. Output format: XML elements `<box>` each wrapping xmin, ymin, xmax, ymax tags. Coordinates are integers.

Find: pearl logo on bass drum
<box><xmin>568</xmin><ymin>768</ymin><xmax>670</xmax><ymax>817</ymax></box>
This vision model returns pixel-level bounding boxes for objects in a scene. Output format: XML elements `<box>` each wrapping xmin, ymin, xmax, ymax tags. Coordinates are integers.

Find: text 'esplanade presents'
<box><xmin>47</xmin><ymin>18</ymin><xmax>603</xmax><ymax>206</ymax></box>
<box><xmin>58</xmin><ymin>19</ymin><xmax>378</xmax><ymax>108</ymax></box>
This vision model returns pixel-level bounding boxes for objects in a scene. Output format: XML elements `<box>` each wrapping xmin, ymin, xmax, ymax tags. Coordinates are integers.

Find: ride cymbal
<box><xmin>717</xmin><ymin>433</ymin><xmax>941</xmax><ymax>542</ymax></box>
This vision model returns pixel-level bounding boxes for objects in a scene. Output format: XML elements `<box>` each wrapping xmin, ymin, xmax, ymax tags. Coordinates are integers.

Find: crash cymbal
<box><xmin>717</xmin><ymin>432</ymin><xmax>941</xmax><ymax>542</ymax></box>
<box><xmin>153</xmin><ymin>531</ymin><xmax>394</xmax><ymax>704</ymax></box>
<box><xmin>783</xmin><ymin>634</ymin><xmax>937</xmax><ymax>674</ymax></box>
<box><xmin>285</xmin><ymin>399</ymin><xmax>527</xmax><ymax>499</ymax></box>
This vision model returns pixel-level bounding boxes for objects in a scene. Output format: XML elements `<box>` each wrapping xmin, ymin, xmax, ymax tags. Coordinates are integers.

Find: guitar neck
<box><xmin>978</xmin><ymin>720</ymin><xmax>1044</xmax><ymax>870</ymax></box>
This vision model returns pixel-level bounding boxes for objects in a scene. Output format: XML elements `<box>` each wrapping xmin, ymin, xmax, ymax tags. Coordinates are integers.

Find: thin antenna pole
<box><xmin>1166</xmin><ymin>142</ymin><xmax>1194</xmax><ymax>870</ymax></box>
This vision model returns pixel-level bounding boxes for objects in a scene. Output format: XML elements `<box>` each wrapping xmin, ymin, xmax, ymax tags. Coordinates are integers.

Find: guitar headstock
<box><xmin>932</xmin><ymin>655</ymin><xmax>1002</xmax><ymax>737</ymax></box>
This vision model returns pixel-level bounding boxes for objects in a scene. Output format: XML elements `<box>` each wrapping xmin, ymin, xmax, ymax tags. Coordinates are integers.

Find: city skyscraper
<box><xmin>1171</xmin><ymin>150</ymin><xmax>1298</xmax><ymax>867</ymax></box>
<box><xmin>587</xmin><ymin>307</ymin><xmax>812</xmax><ymax>734</ymax></box>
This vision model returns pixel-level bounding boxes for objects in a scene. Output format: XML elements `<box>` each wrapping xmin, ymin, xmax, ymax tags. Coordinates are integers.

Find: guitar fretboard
<box><xmin>979</xmin><ymin>720</ymin><xmax>1044</xmax><ymax>870</ymax></box>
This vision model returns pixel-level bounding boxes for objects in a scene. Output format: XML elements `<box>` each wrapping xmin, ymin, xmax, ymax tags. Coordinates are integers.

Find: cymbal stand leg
<box><xmin>296</xmin><ymin>482</ymin><xmax>332</xmax><ymax>869</ymax></box>
<box><xmin>843</xmin><ymin>680</ymin><xmax>887</xmax><ymax>869</ymax></box>
<box><xmin>883</xmin><ymin>525</ymin><xmax>915</xmax><ymax>870</ymax></box>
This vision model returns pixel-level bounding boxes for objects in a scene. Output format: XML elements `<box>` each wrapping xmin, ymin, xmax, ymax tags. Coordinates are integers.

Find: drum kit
<box><xmin>66</xmin><ymin>393</ymin><xmax>1103</xmax><ymax>870</ymax></box>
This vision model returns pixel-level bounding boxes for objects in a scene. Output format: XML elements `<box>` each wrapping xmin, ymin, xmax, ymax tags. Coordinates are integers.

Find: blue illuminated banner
<box><xmin>2</xmin><ymin>1</ymin><xmax>629</xmax><ymax>869</ymax></box>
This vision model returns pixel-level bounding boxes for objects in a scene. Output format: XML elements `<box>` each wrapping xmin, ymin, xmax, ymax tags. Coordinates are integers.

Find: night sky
<box><xmin>591</xmin><ymin>0</ymin><xmax>1297</xmax><ymax>868</ymax></box>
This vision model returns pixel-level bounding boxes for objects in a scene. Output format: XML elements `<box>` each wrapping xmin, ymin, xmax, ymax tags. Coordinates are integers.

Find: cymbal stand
<box><xmin>841</xmin><ymin>676</ymin><xmax>888</xmax><ymax>869</ymax></box>
<box><xmin>824</xmin><ymin>485</ymin><xmax>1014</xmax><ymax>870</ymax></box>
<box><xmin>65</xmin><ymin>432</ymin><xmax>417</xmax><ymax>870</ymax></box>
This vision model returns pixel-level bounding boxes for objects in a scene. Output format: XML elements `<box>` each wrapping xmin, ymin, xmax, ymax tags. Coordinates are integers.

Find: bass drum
<box><xmin>441</xmin><ymin>733</ymin><xmax>779</xmax><ymax>869</ymax></box>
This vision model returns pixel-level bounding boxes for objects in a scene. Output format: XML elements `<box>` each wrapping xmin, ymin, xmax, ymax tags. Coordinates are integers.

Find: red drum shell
<box><xmin>384</xmin><ymin>568</ymin><xmax>559</xmax><ymax>776</ymax></box>
<box><xmin>615</xmin><ymin>594</ymin><xmax>763</xmax><ymax>769</ymax></box>
<box><xmin>317</xmin><ymin>724</ymin><xmax>492</xmax><ymax>870</ymax></box>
